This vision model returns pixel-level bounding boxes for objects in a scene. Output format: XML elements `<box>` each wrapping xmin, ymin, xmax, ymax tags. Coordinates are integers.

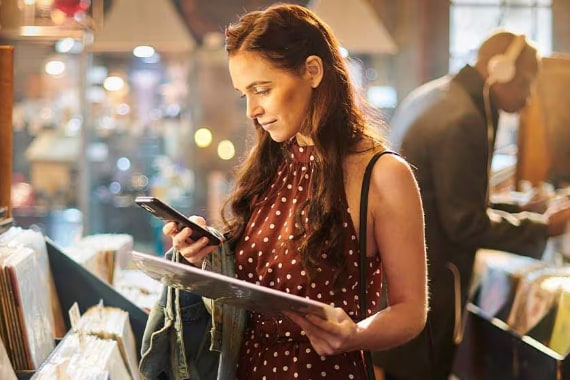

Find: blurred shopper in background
<box><xmin>374</xmin><ymin>30</ymin><xmax>570</xmax><ymax>379</ymax></box>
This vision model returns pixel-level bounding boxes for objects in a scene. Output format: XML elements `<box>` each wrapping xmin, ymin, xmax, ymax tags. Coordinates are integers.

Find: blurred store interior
<box><xmin>1</xmin><ymin>0</ymin><xmax>569</xmax><ymax>254</ymax></box>
<box><xmin>2</xmin><ymin>1</ymin><xmax>570</xmax><ymax>379</ymax></box>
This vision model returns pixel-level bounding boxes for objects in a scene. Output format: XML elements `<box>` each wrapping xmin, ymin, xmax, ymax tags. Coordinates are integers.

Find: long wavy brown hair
<box><xmin>222</xmin><ymin>4</ymin><xmax>387</xmax><ymax>284</ymax></box>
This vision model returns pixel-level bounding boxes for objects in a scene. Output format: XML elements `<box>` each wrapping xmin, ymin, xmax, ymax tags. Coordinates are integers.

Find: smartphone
<box><xmin>135</xmin><ymin>196</ymin><xmax>222</xmax><ymax>246</ymax></box>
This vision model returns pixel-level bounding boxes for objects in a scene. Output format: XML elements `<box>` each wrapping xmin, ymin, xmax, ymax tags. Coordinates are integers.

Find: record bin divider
<box><xmin>45</xmin><ymin>237</ymin><xmax>148</xmax><ymax>354</ymax></box>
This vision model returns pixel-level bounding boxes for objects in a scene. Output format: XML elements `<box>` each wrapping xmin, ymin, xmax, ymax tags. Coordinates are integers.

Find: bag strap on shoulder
<box><xmin>358</xmin><ymin>150</ymin><xmax>397</xmax><ymax>380</ymax></box>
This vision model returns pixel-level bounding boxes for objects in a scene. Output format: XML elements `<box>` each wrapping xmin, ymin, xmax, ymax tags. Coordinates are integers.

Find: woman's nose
<box><xmin>246</xmin><ymin>98</ymin><xmax>263</xmax><ymax>119</ymax></box>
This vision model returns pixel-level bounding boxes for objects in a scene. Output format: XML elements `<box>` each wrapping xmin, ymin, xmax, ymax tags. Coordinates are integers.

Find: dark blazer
<box><xmin>374</xmin><ymin>65</ymin><xmax>548</xmax><ymax>380</ymax></box>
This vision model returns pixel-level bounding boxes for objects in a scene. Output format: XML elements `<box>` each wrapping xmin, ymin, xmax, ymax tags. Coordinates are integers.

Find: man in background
<box><xmin>374</xmin><ymin>30</ymin><xmax>570</xmax><ymax>379</ymax></box>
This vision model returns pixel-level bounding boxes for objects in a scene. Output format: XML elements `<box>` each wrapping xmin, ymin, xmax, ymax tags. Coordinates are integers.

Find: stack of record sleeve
<box><xmin>77</xmin><ymin>305</ymin><xmax>140</xmax><ymax>380</ymax></box>
<box><xmin>508</xmin><ymin>266</ymin><xmax>570</xmax><ymax>356</ymax></box>
<box><xmin>31</xmin><ymin>333</ymin><xmax>128</xmax><ymax>379</ymax></box>
<box><xmin>64</xmin><ymin>234</ymin><xmax>134</xmax><ymax>284</ymax></box>
<box><xmin>0</xmin><ymin>243</ymin><xmax>55</xmax><ymax>370</ymax></box>
<box><xmin>32</xmin><ymin>304</ymin><xmax>138</xmax><ymax>379</ymax></box>
<box><xmin>471</xmin><ymin>249</ymin><xmax>548</xmax><ymax>320</ymax></box>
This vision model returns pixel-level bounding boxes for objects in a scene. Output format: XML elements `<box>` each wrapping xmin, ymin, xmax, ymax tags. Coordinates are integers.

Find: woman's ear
<box><xmin>304</xmin><ymin>55</ymin><xmax>324</xmax><ymax>88</ymax></box>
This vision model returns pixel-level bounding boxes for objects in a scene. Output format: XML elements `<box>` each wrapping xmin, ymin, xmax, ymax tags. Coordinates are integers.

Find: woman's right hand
<box><xmin>162</xmin><ymin>216</ymin><xmax>218</xmax><ymax>267</ymax></box>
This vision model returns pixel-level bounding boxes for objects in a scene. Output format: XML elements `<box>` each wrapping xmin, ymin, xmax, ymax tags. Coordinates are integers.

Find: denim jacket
<box><xmin>139</xmin><ymin>243</ymin><xmax>247</xmax><ymax>380</ymax></box>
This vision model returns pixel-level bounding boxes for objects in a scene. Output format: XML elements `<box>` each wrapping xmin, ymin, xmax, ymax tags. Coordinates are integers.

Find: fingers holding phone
<box><xmin>163</xmin><ymin>218</ymin><xmax>217</xmax><ymax>266</ymax></box>
<box><xmin>162</xmin><ymin>221</ymin><xmax>178</xmax><ymax>236</ymax></box>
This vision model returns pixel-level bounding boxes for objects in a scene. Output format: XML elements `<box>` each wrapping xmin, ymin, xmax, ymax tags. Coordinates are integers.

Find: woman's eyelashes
<box><xmin>240</xmin><ymin>88</ymin><xmax>271</xmax><ymax>99</ymax></box>
<box><xmin>253</xmin><ymin>88</ymin><xmax>270</xmax><ymax>96</ymax></box>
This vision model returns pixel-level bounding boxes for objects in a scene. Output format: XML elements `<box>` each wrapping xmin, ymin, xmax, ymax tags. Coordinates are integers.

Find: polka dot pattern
<box><xmin>234</xmin><ymin>140</ymin><xmax>382</xmax><ymax>379</ymax></box>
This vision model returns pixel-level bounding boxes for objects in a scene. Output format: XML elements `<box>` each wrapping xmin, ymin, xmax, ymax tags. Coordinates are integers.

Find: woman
<box><xmin>164</xmin><ymin>4</ymin><xmax>427</xmax><ymax>379</ymax></box>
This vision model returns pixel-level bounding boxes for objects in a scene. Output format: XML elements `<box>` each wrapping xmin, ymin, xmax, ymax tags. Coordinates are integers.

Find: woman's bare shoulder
<box><xmin>367</xmin><ymin>151</ymin><xmax>419</xmax><ymax>205</ymax></box>
<box><xmin>347</xmin><ymin>142</ymin><xmax>412</xmax><ymax>181</ymax></box>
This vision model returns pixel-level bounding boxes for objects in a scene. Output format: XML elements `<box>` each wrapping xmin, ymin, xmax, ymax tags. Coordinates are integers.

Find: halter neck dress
<box><xmin>234</xmin><ymin>139</ymin><xmax>382</xmax><ymax>379</ymax></box>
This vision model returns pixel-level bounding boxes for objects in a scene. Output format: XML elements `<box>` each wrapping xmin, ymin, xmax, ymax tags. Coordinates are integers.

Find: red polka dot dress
<box><xmin>234</xmin><ymin>139</ymin><xmax>382</xmax><ymax>379</ymax></box>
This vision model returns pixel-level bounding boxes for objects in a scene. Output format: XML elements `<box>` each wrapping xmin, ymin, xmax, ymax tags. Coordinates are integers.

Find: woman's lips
<box><xmin>260</xmin><ymin>120</ymin><xmax>276</xmax><ymax>130</ymax></box>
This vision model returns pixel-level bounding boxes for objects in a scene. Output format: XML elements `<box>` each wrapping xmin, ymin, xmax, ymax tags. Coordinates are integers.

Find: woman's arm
<box><xmin>361</xmin><ymin>153</ymin><xmax>427</xmax><ymax>350</ymax></box>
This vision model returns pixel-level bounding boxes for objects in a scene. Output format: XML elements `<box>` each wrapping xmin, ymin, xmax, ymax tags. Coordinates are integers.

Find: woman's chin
<box><xmin>267</xmin><ymin>132</ymin><xmax>293</xmax><ymax>143</ymax></box>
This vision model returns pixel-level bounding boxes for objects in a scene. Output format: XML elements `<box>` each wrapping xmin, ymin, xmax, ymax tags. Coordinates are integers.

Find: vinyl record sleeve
<box><xmin>4</xmin><ymin>246</ymin><xmax>55</xmax><ymax>369</ymax></box>
<box><xmin>0</xmin><ymin>258</ymin><xmax>22</xmax><ymax>369</ymax></box>
<box><xmin>131</xmin><ymin>251</ymin><xmax>340</xmax><ymax>321</ymax></box>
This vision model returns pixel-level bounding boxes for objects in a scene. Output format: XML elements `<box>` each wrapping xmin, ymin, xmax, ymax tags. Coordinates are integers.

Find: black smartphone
<box><xmin>135</xmin><ymin>196</ymin><xmax>222</xmax><ymax>246</ymax></box>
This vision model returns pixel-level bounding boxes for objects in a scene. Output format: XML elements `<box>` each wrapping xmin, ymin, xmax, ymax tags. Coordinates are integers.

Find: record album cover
<box><xmin>131</xmin><ymin>251</ymin><xmax>340</xmax><ymax>321</ymax></box>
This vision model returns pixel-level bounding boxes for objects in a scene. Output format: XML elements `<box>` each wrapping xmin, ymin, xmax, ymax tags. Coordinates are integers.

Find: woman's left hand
<box><xmin>284</xmin><ymin>308</ymin><xmax>359</xmax><ymax>356</ymax></box>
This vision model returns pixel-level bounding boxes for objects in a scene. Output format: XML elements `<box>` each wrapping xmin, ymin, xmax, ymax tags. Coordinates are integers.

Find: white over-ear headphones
<box><xmin>482</xmin><ymin>34</ymin><xmax>527</xmax><ymax>197</ymax></box>
<box><xmin>486</xmin><ymin>34</ymin><xmax>526</xmax><ymax>85</ymax></box>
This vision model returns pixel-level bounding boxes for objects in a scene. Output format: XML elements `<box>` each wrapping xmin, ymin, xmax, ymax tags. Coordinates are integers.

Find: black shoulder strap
<box><xmin>358</xmin><ymin>150</ymin><xmax>398</xmax><ymax>318</ymax></box>
<box><xmin>358</xmin><ymin>150</ymin><xmax>397</xmax><ymax>380</ymax></box>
